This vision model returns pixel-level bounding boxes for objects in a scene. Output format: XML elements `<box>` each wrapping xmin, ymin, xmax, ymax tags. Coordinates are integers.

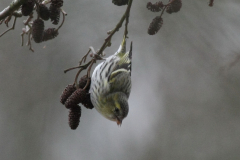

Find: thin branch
<box><xmin>27</xmin><ymin>31</ymin><xmax>34</xmax><ymax>52</ymax></box>
<box><xmin>57</xmin><ymin>10</ymin><xmax>66</xmax><ymax>31</ymax></box>
<box><xmin>97</xmin><ymin>0</ymin><xmax>133</xmax><ymax>56</ymax></box>
<box><xmin>0</xmin><ymin>0</ymin><xmax>28</xmax><ymax>21</ymax></box>
<box><xmin>124</xmin><ymin>0</ymin><xmax>133</xmax><ymax>37</ymax></box>
<box><xmin>5</xmin><ymin>15</ymin><xmax>12</xmax><ymax>27</ymax></box>
<box><xmin>0</xmin><ymin>16</ymin><xmax>17</xmax><ymax>37</ymax></box>
<box><xmin>23</xmin><ymin>13</ymin><xmax>33</xmax><ymax>25</ymax></box>
<box><xmin>21</xmin><ymin>31</ymin><xmax>25</xmax><ymax>46</ymax></box>
<box><xmin>42</xmin><ymin>0</ymin><xmax>51</xmax><ymax>5</ymax></box>
<box><xmin>60</xmin><ymin>8</ymin><xmax>67</xmax><ymax>16</ymax></box>
<box><xmin>64</xmin><ymin>61</ymin><xmax>92</xmax><ymax>73</ymax></box>
<box><xmin>159</xmin><ymin>0</ymin><xmax>175</xmax><ymax>18</ymax></box>
<box><xmin>79</xmin><ymin>48</ymin><xmax>91</xmax><ymax>65</ymax></box>
<box><xmin>12</xmin><ymin>10</ymin><xmax>22</xmax><ymax>17</ymax></box>
<box><xmin>74</xmin><ymin>68</ymin><xmax>84</xmax><ymax>88</ymax></box>
<box><xmin>83</xmin><ymin>61</ymin><xmax>95</xmax><ymax>90</ymax></box>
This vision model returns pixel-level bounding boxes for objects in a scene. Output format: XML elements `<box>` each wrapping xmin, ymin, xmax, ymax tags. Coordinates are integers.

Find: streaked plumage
<box><xmin>90</xmin><ymin>36</ymin><xmax>132</xmax><ymax>125</ymax></box>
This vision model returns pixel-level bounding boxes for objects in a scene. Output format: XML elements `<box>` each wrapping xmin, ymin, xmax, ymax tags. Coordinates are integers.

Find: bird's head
<box><xmin>100</xmin><ymin>92</ymin><xmax>129</xmax><ymax>126</ymax></box>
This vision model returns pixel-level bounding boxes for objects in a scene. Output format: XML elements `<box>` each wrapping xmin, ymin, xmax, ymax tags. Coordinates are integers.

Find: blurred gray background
<box><xmin>1</xmin><ymin>0</ymin><xmax>240</xmax><ymax>160</ymax></box>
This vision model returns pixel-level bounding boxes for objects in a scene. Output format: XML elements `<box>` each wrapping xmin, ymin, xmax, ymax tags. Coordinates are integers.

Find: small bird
<box><xmin>90</xmin><ymin>36</ymin><xmax>132</xmax><ymax>126</ymax></box>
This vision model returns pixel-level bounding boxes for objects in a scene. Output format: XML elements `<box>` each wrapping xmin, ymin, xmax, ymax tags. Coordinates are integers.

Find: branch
<box><xmin>0</xmin><ymin>16</ymin><xmax>17</xmax><ymax>37</ymax></box>
<box><xmin>97</xmin><ymin>0</ymin><xmax>133</xmax><ymax>56</ymax></box>
<box><xmin>0</xmin><ymin>0</ymin><xmax>27</xmax><ymax>21</ymax></box>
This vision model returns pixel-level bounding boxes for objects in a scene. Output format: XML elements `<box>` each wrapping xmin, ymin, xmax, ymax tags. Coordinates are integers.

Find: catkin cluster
<box><xmin>147</xmin><ymin>0</ymin><xmax>182</xmax><ymax>35</ymax></box>
<box><xmin>60</xmin><ymin>75</ymin><xmax>94</xmax><ymax>130</ymax></box>
<box><xmin>21</xmin><ymin>0</ymin><xmax>63</xmax><ymax>43</ymax></box>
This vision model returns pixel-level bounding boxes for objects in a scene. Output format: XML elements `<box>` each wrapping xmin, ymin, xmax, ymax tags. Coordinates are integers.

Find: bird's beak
<box><xmin>116</xmin><ymin>117</ymin><xmax>122</xmax><ymax>126</ymax></box>
<box><xmin>117</xmin><ymin>120</ymin><xmax>122</xmax><ymax>126</ymax></box>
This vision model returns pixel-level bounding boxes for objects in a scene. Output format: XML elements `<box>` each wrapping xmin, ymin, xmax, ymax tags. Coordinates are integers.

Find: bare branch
<box><xmin>57</xmin><ymin>10</ymin><xmax>66</xmax><ymax>31</ymax></box>
<box><xmin>26</xmin><ymin>31</ymin><xmax>34</xmax><ymax>52</ymax></box>
<box><xmin>97</xmin><ymin>0</ymin><xmax>133</xmax><ymax>56</ymax></box>
<box><xmin>0</xmin><ymin>16</ymin><xmax>17</xmax><ymax>37</ymax></box>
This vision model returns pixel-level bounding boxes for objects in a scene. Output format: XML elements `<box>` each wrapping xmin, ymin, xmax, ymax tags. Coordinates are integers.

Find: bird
<box><xmin>90</xmin><ymin>35</ymin><xmax>132</xmax><ymax>126</ymax></box>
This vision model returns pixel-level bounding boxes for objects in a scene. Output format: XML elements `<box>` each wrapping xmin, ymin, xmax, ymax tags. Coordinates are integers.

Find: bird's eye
<box><xmin>114</xmin><ymin>108</ymin><xmax>119</xmax><ymax>113</ymax></box>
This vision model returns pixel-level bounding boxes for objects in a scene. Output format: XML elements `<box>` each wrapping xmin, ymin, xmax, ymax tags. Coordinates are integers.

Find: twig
<box><xmin>42</xmin><ymin>0</ymin><xmax>51</xmax><ymax>5</ymax></box>
<box><xmin>60</xmin><ymin>8</ymin><xmax>67</xmax><ymax>16</ymax></box>
<box><xmin>23</xmin><ymin>13</ymin><xmax>33</xmax><ymax>26</ymax></box>
<box><xmin>5</xmin><ymin>15</ymin><xmax>12</xmax><ymax>27</ymax></box>
<box><xmin>27</xmin><ymin>31</ymin><xmax>34</xmax><ymax>52</ymax></box>
<box><xmin>79</xmin><ymin>48</ymin><xmax>91</xmax><ymax>65</ymax></box>
<box><xmin>57</xmin><ymin>10</ymin><xmax>66</xmax><ymax>31</ymax></box>
<box><xmin>97</xmin><ymin>0</ymin><xmax>133</xmax><ymax>56</ymax></box>
<box><xmin>0</xmin><ymin>16</ymin><xmax>17</xmax><ymax>37</ymax></box>
<box><xmin>64</xmin><ymin>61</ymin><xmax>92</xmax><ymax>73</ymax></box>
<box><xmin>74</xmin><ymin>68</ymin><xmax>84</xmax><ymax>88</ymax></box>
<box><xmin>21</xmin><ymin>31</ymin><xmax>25</xmax><ymax>46</ymax></box>
<box><xmin>73</xmin><ymin>60</ymin><xmax>93</xmax><ymax>88</ymax></box>
<box><xmin>12</xmin><ymin>10</ymin><xmax>22</xmax><ymax>17</ymax></box>
<box><xmin>124</xmin><ymin>0</ymin><xmax>133</xmax><ymax>37</ymax></box>
<box><xmin>83</xmin><ymin>61</ymin><xmax>95</xmax><ymax>90</ymax></box>
<box><xmin>158</xmin><ymin>0</ymin><xmax>175</xmax><ymax>18</ymax></box>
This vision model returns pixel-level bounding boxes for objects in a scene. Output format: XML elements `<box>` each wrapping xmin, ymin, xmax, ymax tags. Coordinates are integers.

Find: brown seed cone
<box><xmin>49</xmin><ymin>5</ymin><xmax>60</xmax><ymax>25</ymax></box>
<box><xmin>60</xmin><ymin>84</ymin><xmax>76</xmax><ymax>105</ymax></box>
<box><xmin>209</xmin><ymin>0</ymin><xmax>214</xmax><ymax>7</ymax></box>
<box><xmin>81</xmin><ymin>93</ymin><xmax>94</xmax><ymax>109</ymax></box>
<box><xmin>166</xmin><ymin>0</ymin><xmax>182</xmax><ymax>14</ymax></box>
<box><xmin>148</xmin><ymin>16</ymin><xmax>163</xmax><ymax>35</ymax></box>
<box><xmin>65</xmin><ymin>88</ymin><xmax>94</xmax><ymax>109</ymax></box>
<box><xmin>68</xmin><ymin>105</ymin><xmax>81</xmax><ymax>130</ymax></box>
<box><xmin>42</xmin><ymin>28</ymin><xmax>59</xmax><ymax>41</ymax></box>
<box><xmin>51</xmin><ymin>0</ymin><xmax>64</xmax><ymax>8</ymax></box>
<box><xmin>65</xmin><ymin>88</ymin><xmax>85</xmax><ymax>109</ymax></box>
<box><xmin>79</xmin><ymin>75</ymin><xmax>91</xmax><ymax>91</ymax></box>
<box><xmin>146</xmin><ymin>1</ymin><xmax>163</xmax><ymax>12</ymax></box>
<box><xmin>32</xmin><ymin>19</ymin><xmax>44</xmax><ymax>43</ymax></box>
<box><xmin>112</xmin><ymin>0</ymin><xmax>129</xmax><ymax>6</ymax></box>
<box><xmin>38</xmin><ymin>4</ymin><xmax>50</xmax><ymax>21</ymax></box>
<box><xmin>21</xmin><ymin>0</ymin><xmax>35</xmax><ymax>16</ymax></box>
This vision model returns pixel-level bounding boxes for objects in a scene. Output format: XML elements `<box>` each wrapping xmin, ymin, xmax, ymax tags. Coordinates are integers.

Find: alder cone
<box><xmin>42</xmin><ymin>28</ymin><xmax>59</xmax><ymax>41</ymax></box>
<box><xmin>21</xmin><ymin>0</ymin><xmax>35</xmax><ymax>16</ymax></box>
<box><xmin>68</xmin><ymin>105</ymin><xmax>81</xmax><ymax>130</ymax></box>
<box><xmin>38</xmin><ymin>4</ymin><xmax>50</xmax><ymax>21</ymax></box>
<box><xmin>148</xmin><ymin>16</ymin><xmax>163</xmax><ymax>35</ymax></box>
<box><xmin>32</xmin><ymin>19</ymin><xmax>44</xmax><ymax>43</ymax></box>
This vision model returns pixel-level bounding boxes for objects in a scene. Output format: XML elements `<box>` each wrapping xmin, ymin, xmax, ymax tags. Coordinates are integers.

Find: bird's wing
<box><xmin>108</xmin><ymin>53</ymin><xmax>132</xmax><ymax>98</ymax></box>
<box><xmin>108</xmin><ymin>69</ymin><xmax>131</xmax><ymax>98</ymax></box>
